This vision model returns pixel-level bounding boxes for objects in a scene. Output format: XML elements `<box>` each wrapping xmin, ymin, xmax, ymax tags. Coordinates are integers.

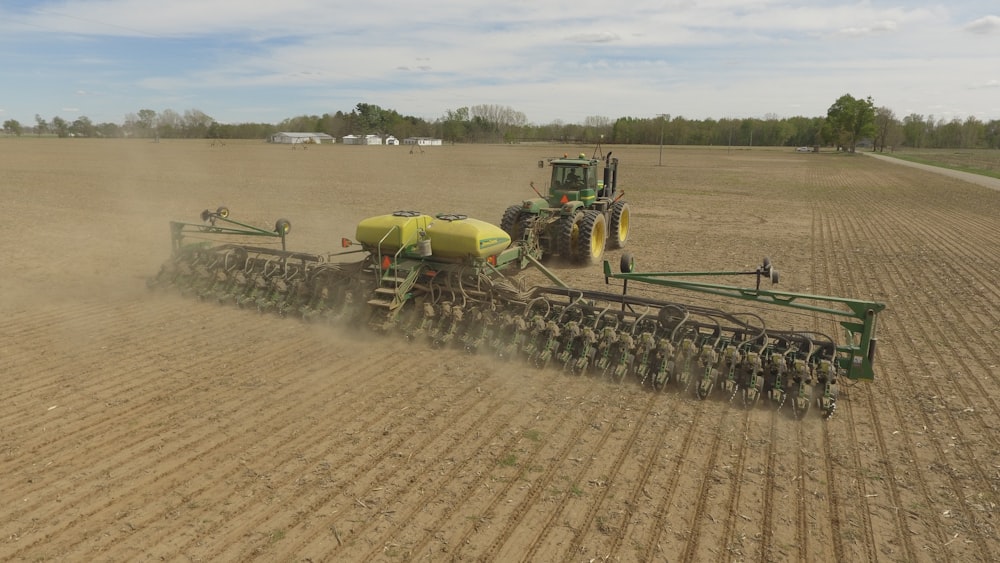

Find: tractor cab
<box><xmin>548</xmin><ymin>153</ymin><xmax>618</xmax><ymax>208</ymax></box>
<box><xmin>548</xmin><ymin>155</ymin><xmax>599</xmax><ymax>207</ymax></box>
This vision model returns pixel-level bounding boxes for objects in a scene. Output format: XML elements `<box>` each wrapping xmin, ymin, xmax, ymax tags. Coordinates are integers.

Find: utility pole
<box><xmin>658</xmin><ymin>114</ymin><xmax>669</xmax><ymax>166</ymax></box>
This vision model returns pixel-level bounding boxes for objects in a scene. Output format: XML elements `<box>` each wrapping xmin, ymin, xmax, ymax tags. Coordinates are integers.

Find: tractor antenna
<box><xmin>593</xmin><ymin>134</ymin><xmax>605</xmax><ymax>160</ymax></box>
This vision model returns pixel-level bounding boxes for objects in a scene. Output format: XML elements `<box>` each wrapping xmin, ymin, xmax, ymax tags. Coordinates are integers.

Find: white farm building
<box><xmin>269</xmin><ymin>132</ymin><xmax>335</xmax><ymax>144</ymax></box>
<box><xmin>342</xmin><ymin>134</ymin><xmax>383</xmax><ymax>145</ymax></box>
<box><xmin>403</xmin><ymin>137</ymin><xmax>443</xmax><ymax>146</ymax></box>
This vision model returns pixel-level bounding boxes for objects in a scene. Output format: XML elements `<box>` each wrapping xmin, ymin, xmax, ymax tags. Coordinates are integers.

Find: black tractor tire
<box><xmin>557</xmin><ymin>211</ymin><xmax>583</xmax><ymax>261</ymax></box>
<box><xmin>608</xmin><ymin>201</ymin><xmax>630</xmax><ymax>249</ymax></box>
<box><xmin>500</xmin><ymin>205</ymin><xmax>524</xmax><ymax>240</ymax></box>
<box><xmin>620</xmin><ymin>252</ymin><xmax>635</xmax><ymax>273</ymax></box>
<box><xmin>576</xmin><ymin>210</ymin><xmax>607</xmax><ymax>265</ymax></box>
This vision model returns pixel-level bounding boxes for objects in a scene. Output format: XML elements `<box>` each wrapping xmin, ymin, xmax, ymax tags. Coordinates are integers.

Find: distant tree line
<box><xmin>3</xmin><ymin>98</ymin><xmax>998</xmax><ymax>150</ymax></box>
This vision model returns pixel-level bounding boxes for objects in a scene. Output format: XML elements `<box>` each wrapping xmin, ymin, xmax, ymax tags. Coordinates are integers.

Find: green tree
<box><xmin>825</xmin><ymin>94</ymin><xmax>875</xmax><ymax>152</ymax></box>
<box><xmin>96</xmin><ymin>122</ymin><xmax>122</xmax><ymax>137</ymax></box>
<box><xmin>873</xmin><ymin>107</ymin><xmax>899</xmax><ymax>152</ymax></box>
<box><xmin>439</xmin><ymin>107</ymin><xmax>470</xmax><ymax>142</ymax></box>
<box><xmin>70</xmin><ymin>116</ymin><xmax>96</xmax><ymax>137</ymax></box>
<box><xmin>2</xmin><ymin>119</ymin><xmax>23</xmax><ymax>136</ymax></box>
<box><xmin>156</xmin><ymin>109</ymin><xmax>183</xmax><ymax>137</ymax></box>
<box><xmin>34</xmin><ymin>114</ymin><xmax>48</xmax><ymax>136</ymax></box>
<box><xmin>51</xmin><ymin>116</ymin><xmax>69</xmax><ymax>138</ymax></box>
<box><xmin>182</xmin><ymin>109</ymin><xmax>214</xmax><ymax>138</ymax></box>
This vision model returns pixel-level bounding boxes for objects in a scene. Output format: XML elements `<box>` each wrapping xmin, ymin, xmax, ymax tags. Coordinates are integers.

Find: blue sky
<box><xmin>1</xmin><ymin>1</ymin><xmax>998</xmax><ymax>126</ymax></box>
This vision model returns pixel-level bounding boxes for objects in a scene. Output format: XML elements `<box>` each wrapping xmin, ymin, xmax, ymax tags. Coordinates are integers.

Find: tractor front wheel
<box><xmin>609</xmin><ymin>201</ymin><xmax>630</xmax><ymax>249</ymax></box>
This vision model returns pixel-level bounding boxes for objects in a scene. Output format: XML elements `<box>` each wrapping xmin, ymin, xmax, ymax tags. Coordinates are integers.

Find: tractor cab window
<box><xmin>557</xmin><ymin>167</ymin><xmax>586</xmax><ymax>189</ymax></box>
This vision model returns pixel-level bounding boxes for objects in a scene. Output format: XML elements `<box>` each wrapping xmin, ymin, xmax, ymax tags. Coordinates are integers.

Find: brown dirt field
<box><xmin>1</xmin><ymin>139</ymin><xmax>998</xmax><ymax>562</ymax></box>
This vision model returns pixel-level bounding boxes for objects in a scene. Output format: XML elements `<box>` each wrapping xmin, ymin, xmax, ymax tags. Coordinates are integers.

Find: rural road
<box><xmin>866</xmin><ymin>151</ymin><xmax>1000</xmax><ymax>191</ymax></box>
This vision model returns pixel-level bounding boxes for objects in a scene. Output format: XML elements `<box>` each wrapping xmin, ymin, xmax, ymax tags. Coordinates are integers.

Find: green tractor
<box><xmin>500</xmin><ymin>151</ymin><xmax>629</xmax><ymax>265</ymax></box>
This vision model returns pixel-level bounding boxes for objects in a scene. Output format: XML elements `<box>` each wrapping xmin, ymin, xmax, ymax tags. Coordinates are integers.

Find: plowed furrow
<box><xmin>811</xmin><ymin>207</ymin><xmax>847</xmax><ymax>563</ymax></box>
<box><xmin>2</xmin><ymin>302</ymin><xmax>278</xmax><ymax>544</ymax></box>
<box><xmin>759</xmin><ymin>412</ymin><xmax>777</xmax><ymax>560</ymax></box>
<box><xmin>638</xmin><ymin>401</ymin><xmax>705</xmax><ymax>561</ymax></box>
<box><xmin>476</xmin><ymin>386</ymin><xmax>613</xmax><ymax>560</ymax></box>
<box><xmin>828</xmin><ymin>187</ymin><xmax>984</xmax><ymax>557</ymax></box>
<box><xmin>835</xmin><ymin>200</ymin><xmax>924</xmax><ymax>562</ymax></box>
<box><xmin>679</xmin><ymin>405</ymin><xmax>732</xmax><ymax>563</ymax></box>
<box><xmin>114</xmin><ymin>350</ymin><xmax>414</xmax><ymax>559</ymax></box>
<box><xmin>862</xmin><ymin>204</ymin><xmax>1000</xmax><ymax>439</ymax></box>
<box><xmin>555</xmin><ymin>391</ymin><xmax>661</xmax><ymax>561</ymax></box>
<box><xmin>795</xmin><ymin>423</ymin><xmax>808</xmax><ymax>562</ymax></box>
<box><xmin>7</xmin><ymin>325</ymin><xmax>390</xmax><ymax>558</ymax></box>
<box><xmin>0</xmin><ymin>299</ymin><xmax>160</xmax><ymax>406</ymax></box>
<box><xmin>366</xmin><ymin>399</ymin><xmax>550</xmax><ymax>561</ymax></box>
<box><xmin>594</xmin><ymin>402</ymin><xmax>684</xmax><ymax>560</ymax></box>
<box><xmin>0</xmin><ymin>300</ymin><xmax>240</xmax><ymax>460</ymax></box>
<box><xmin>345</xmin><ymin>394</ymin><xmax>514</xmax><ymax>561</ymax></box>
<box><xmin>817</xmin><ymin>207</ymin><xmax>882</xmax><ymax>563</ymax></box>
<box><xmin>201</xmin><ymin>368</ymin><xmax>491</xmax><ymax>560</ymax></box>
<box><xmin>514</xmin><ymin>415</ymin><xmax>617</xmax><ymax>562</ymax></box>
<box><xmin>716</xmin><ymin>409</ymin><xmax>752</xmax><ymax>563</ymax></box>
<box><xmin>445</xmin><ymin>381</ymin><xmax>608</xmax><ymax>560</ymax></box>
<box><xmin>838</xmin><ymin>195</ymin><xmax>997</xmax><ymax>560</ymax></box>
<box><xmin>157</xmin><ymin>349</ymin><xmax>461</xmax><ymax>559</ymax></box>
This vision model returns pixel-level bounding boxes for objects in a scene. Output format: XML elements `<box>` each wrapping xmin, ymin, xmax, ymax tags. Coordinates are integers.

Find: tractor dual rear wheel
<box><xmin>500</xmin><ymin>205</ymin><xmax>526</xmax><ymax>241</ymax></box>
<box><xmin>577</xmin><ymin>210</ymin><xmax>607</xmax><ymax>265</ymax></box>
<box><xmin>558</xmin><ymin>211</ymin><xmax>583</xmax><ymax>261</ymax></box>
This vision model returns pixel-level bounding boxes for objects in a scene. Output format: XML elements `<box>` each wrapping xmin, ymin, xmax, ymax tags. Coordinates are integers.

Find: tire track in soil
<box><xmin>506</xmin><ymin>407</ymin><xmax>618</xmax><ymax>562</ymax></box>
<box><xmin>353</xmin><ymin>379</ymin><xmax>593</xmax><ymax>561</ymax></box>
<box><xmin>868</xmin><ymin>200</ymin><xmax>1000</xmax><ymax>445</ymax></box>
<box><xmin>637</xmin><ymin>399</ymin><xmax>705</xmax><ymax>561</ymax></box>
<box><xmin>357</xmin><ymin>403</ymin><xmax>543</xmax><ymax>561</ymax></box>
<box><xmin>814</xmin><ymin>207</ymin><xmax>881</xmax><ymax>563</ymax></box>
<box><xmin>554</xmin><ymin>391</ymin><xmax>661</xmax><ymax>561</ymax></box>
<box><xmin>859</xmin><ymin>195</ymin><xmax>1000</xmax><ymax>425</ymax></box>
<box><xmin>135</xmin><ymin>345</ymin><xmax>425</xmax><ymax>558</ymax></box>
<box><xmin>759</xmin><ymin>412</ymin><xmax>777</xmax><ymax>561</ymax></box>
<box><xmin>589</xmin><ymin>398</ymin><xmax>698</xmax><ymax>561</ymax></box>
<box><xmin>0</xmin><ymin>299</ymin><xmax>155</xmax><ymax>406</ymax></box>
<box><xmin>332</xmin><ymin>391</ymin><xmax>513</xmax><ymax>560</ymax></box>
<box><xmin>679</xmin><ymin>404</ymin><xmax>732</xmax><ymax>563</ymax></box>
<box><xmin>8</xmin><ymin>308</ymin><xmax>392</xmax><ymax>558</ymax></box>
<box><xmin>440</xmin><ymin>390</ymin><xmax>602</xmax><ymax>559</ymax></box>
<box><xmin>2</xmin><ymin>298</ymin><xmax>430</xmax><ymax>556</ymax></box>
<box><xmin>471</xmin><ymin>382</ymin><xmax>616</xmax><ymax>561</ymax></box>
<box><xmin>1</xmin><ymin>299</ymin><xmax>231</xmax><ymax>453</ymax></box>
<box><xmin>811</xmin><ymin>209</ymin><xmax>846</xmax><ymax>563</ymax></box>
<box><xmin>164</xmin><ymin>351</ymin><xmax>460</xmax><ymax>553</ymax></box>
<box><xmin>835</xmin><ymin>190</ymin><xmax>997</xmax><ymax>560</ymax></box>
<box><xmin>716</xmin><ymin>409</ymin><xmax>752</xmax><ymax>563</ymax></box>
<box><xmin>825</xmin><ymin>192</ymin><xmax>950</xmax><ymax>562</ymax></box>
<box><xmin>200</xmin><ymin>362</ymin><xmax>493</xmax><ymax>560</ymax></box>
<box><xmin>1</xmin><ymin>300</ymin><xmax>266</xmax><ymax>542</ymax></box>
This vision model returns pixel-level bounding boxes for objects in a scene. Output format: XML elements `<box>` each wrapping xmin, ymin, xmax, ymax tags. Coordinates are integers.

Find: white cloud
<box><xmin>838</xmin><ymin>20</ymin><xmax>898</xmax><ymax>37</ymax></box>
<box><xmin>565</xmin><ymin>32</ymin><xmax>621</xmax><ymax>44</ymax></box>
<box><xmin>964</xmin><ymin>15</ymin><xmax>1000</xmax><ymax>34</ymax></box>
<box><xmin>970</xmin><ymin>79</ymin><xmax>1000</xmax><ymax>89</ymax></box>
